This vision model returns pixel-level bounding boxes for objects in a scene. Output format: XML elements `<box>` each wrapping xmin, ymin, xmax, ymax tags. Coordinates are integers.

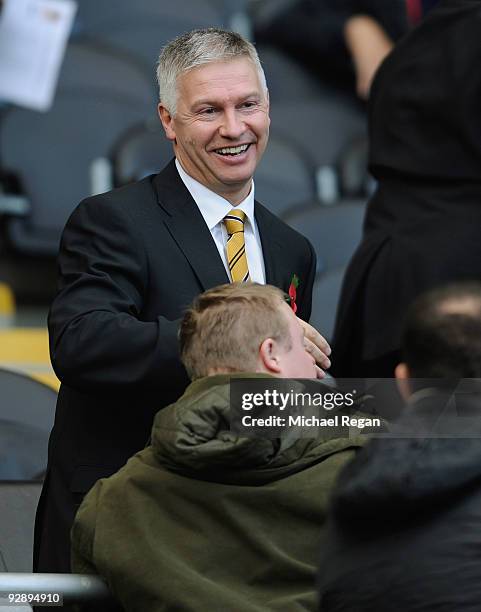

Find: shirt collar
<box><xmin>175</xmin><ymin>158</ymin><xmax>255</xmax><ymax>230</ymax></box>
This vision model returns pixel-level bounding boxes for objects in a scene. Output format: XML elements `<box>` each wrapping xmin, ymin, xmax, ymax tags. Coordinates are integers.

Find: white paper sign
<box><xmin>0</xmin><ymin>0</ymin><xmax>77</xmax><ymax>111</ymax></box>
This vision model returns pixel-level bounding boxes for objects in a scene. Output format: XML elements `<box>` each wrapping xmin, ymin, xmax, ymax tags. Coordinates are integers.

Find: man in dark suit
<box><xmin>34</xmin><ymin>28</ymin><xmax>330</xmax><ymax>573</ymax></box>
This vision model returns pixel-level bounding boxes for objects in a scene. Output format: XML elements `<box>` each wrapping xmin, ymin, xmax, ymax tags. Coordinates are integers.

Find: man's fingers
<box><xmin>298</xmin><ymin>318</ymin><xmax>332</xmax><ymax>357</ymax></box>
<box><xmin>305</xmin><ymin>337</ymin><xmax>331</xmax><ymax>370</ymax></box>
<box><xmin>298</xmin><ymin>318</ymin><xmax>332</xmax><ymax>368</ymax></box>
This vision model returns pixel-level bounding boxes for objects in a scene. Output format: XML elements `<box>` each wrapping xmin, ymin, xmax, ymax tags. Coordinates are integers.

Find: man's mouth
<box><xmin>214</xmin><ymin>143</ymin><xmax>251</xmax><ymax>156</ymax></box>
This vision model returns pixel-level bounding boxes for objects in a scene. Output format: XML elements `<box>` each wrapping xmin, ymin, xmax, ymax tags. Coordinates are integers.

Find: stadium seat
<box><xmin>283</xmin><ymin>199</ymin><xmax>366</xmax><ymax>273</ymax></box>
<box><xmin>0</xmin><ymin>483</ymin><xmax>43</xmax><ymax>573</ymax></box>
<box><xmin>0</xmin><ymin>369</ymin><xmax>57</xmax><ymax>481</ymax></box>
<box><xmin>0</xmin><ymin>42</ymin><xmax>156</xmax><ymax>256</ymax></box>
<box><xmin>270</xmin><ymin>95</ymin><xmax>366</xmax><ymax>202</ymax></box>
<box><xmin>75</xmin><ymin>0</ymin><xmax>223</xmax><ymax>69</ymax></box>
<box><xmin>255</xmin><ymin>44</ymin><xmax>327</xmax><ymax>102</ymax></box>
<box><xmin>310</xmin><ymin>268</ymin><xmax>346</xmax><ymax>342</ymax></box>
<box><xmin>112</xmin><ymin>119</ymin><xmax>173</xmax><ymax>186</ymax></box>
<box><xmin>250</xmin><ymin>133</ymin><xmax>316</xmax><ymax>216</ymax></box>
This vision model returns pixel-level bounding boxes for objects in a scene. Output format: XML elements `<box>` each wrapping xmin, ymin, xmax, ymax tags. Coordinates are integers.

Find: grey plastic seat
<box><xmin>255</xmin><ymin>44</ymin><xmax>327</xmax><ymax>102</ymax></box>
<box><xmin>283</xmin><ymin>199</ymin><xmax>366</xmax><ymax>274</ymax></box>
<box><xmin>75</xmin><ymin>0</ymin><xmax>223</xmax><ymax>69</ymax></box>
<box><xmin>0</xmin><ymin>483</ymin><xmax>43</xmax><ymax>573</ymax></box>
<box><xmin>0</xmin><ymin>369</ymin><xmax>57</xmax><ymax>481</ymax></box>
<box><xmin>310</xmin><ymin>268</ymin><xmax>346</xmax><ymax>342</ymax></box>
<box><xmin>254</xmin><ymin>134</ymin><xmax>316</xmax><ymax>216</ymax></box>
<box><xmin>250</xmin><ymin>0</ymin><xmax>299</xmax><ymax>32</ymax></box>
<box><xmin>270</xmin><ymin>95</ymin><xmax>366</xmax><ymax>170</ymax></box>
<box><xmin>0</xmin><ymin>42</ymin><xmax>156</xmax><ymax>256</ymax></box>
<box><xmin>112</xmin><ymin>119</ymin><xmax>173</xmax><ymax>185</ymax></box>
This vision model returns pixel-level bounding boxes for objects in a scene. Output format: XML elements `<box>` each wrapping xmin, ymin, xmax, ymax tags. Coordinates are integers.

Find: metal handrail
<box><xmin>0</xmin><ymin>573</ymin><xmax>114</xmax><ymax>603</ymax></box>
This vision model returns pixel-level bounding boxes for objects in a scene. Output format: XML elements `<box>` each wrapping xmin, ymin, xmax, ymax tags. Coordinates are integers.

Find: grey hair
<box><xmin>156</xmin><ymin>28</ymin><xmax>267</xmax><ymax>115</ymax></box>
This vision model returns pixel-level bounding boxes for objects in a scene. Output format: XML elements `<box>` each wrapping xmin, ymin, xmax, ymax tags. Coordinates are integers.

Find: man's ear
<box><xmin>265</xmin><ymin>88</ymin><xmax>271</xmax><ymax>126</ymax></box>
<box><xmin>157</xmin><ymin>103</ymin><xmax>176</xmax><ymax>142</ymax></box>
<box><xmin>258</xmin><ymin>337</ymin><xmax>282</xmax><ymax>374</ymax></box>
<box><xmin>395</xmin><ymin>362</ymin><xmax>412</xmax><ymax>402</ymax></box>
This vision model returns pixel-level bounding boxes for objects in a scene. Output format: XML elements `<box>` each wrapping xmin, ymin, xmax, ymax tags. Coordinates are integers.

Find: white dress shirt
<box><xmin>175</xmin><ymin>159</ymin><xmax>266</xmax><ymax>283</ymax></box>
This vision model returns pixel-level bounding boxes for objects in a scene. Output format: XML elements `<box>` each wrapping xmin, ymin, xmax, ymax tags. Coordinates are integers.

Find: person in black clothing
<box><xmin>256</xmin><ymin>0</ymin><xmax>409</xmax><ymax>99</ymax></box>
<box><xmin>332</xmin><ymin>0</ymin><xmax>481</xmax><ymax>377</ymax></box>
<box><xmin>318</xmin><ymin>281</ymin><xmax>481</xmax><ymax>611</ymax></box>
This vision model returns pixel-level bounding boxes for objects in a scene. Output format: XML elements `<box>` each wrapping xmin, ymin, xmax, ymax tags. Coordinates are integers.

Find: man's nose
<box><xmin>218</xmin><ymin>109</ymin><xmax>245</xmax><ymax>139</ymax></box>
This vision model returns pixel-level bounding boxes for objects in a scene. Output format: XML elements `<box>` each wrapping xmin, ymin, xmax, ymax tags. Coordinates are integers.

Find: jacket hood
<box><xmin>332</xmin><ymin>390</ymin><xmax>481</xmax><ymax>525</ymax></box>
<box><xmin>150</xmin><ymin>373</ymin><xmax>364</xmax><ymax>485</ymax></box>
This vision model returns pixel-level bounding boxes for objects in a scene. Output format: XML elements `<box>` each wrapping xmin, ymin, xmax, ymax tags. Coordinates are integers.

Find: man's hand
<box><xmin>298</xmin><ymin>318</ymin><xmax>332</xmax><ymax>379</ymax></box>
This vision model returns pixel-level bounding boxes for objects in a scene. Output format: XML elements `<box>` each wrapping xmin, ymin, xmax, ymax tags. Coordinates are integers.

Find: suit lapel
<box><xmin>153</xmin><ymin>161</ymin><xmax>229</xmax><ymax>291</ymax></box>
<box><xmin>255</xmin><ymin>202</ymin><xmax>287</xmax><ymax>290</ymax></box>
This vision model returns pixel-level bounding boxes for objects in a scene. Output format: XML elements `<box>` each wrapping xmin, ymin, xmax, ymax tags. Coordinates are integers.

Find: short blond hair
<box><xmin>179</xmin><ymin>283</ymin><xmax>291</xmax><ymax>380</ymax></box>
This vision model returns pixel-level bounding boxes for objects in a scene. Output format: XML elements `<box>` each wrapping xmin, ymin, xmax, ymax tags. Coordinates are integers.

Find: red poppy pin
<box><xmin>288</xmin><ymin>274</ymin><xmax>299</xmax><ymax>314</ymax></box>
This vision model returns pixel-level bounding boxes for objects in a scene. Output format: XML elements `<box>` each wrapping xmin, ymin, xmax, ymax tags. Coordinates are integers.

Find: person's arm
<box><xmin>344</xmin><ymin>14</ymin><xmax>394</xmax><ymax>99</ymax></box>
<box><xmin>49</xmin><ymin>195</ymin><xmax>188</xmax><ymax>393</ymax></box>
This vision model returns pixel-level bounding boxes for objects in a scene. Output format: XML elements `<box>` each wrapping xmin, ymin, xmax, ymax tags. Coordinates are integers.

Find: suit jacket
<box><xmin>34</xmin><ymin>160</ymin><xmax>316</xmax><ymax>573</ymax></box>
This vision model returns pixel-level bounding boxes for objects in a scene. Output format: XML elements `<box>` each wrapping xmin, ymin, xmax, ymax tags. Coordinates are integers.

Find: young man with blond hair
<box><xmin>71</xmin><ymin>283</ymin><xmax>362</xmax><ymax>612</ymax></box>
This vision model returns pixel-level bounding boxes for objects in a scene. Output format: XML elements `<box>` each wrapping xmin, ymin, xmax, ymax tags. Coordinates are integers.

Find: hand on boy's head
<box><xmin>297</xmin><ymin>318</ymin><xmax>331</xmax><ymax>378</ymax></box>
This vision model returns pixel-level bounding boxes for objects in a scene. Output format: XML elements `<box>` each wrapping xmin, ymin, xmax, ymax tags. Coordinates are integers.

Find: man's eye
<box><xmin>201</xmin><ymin>107</ymin><xmax>217</xmax><ymax>115</ymax></box>
<box><xmin>241</xmin><ymin>101</ymin><xmax>257</xmax><ymax>109</ymax></box>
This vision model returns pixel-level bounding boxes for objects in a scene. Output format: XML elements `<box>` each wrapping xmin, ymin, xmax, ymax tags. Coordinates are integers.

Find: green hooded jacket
<box><xmin>72</xmin><ymin>374</ymin><xmax>367</xmax><ymax>611</ymax></box>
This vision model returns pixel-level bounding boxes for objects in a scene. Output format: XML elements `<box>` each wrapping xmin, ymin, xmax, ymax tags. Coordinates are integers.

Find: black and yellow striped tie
<box><xmin>224</xmin><ymin>209</ymin><xmax>250</xmax><ymax>283</ymax></box>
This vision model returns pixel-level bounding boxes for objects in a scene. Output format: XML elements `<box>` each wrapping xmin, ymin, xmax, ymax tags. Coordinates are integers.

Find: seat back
<box><xmin>0</xmin><ymin>369</ymin><xmax>57</xmax><ymax>481</ymax></box>
<box><xmin>310</xmin><ymin>268</ymin><xmax>346</xmax><ymax>342</ymax></box>
<box><xmin>112</xmin><ymin>120</ymin><xmax>173</xmax><ymax>185</ymax></box>
<box><xmin>0</xmin><ymin>42</ymin><xmax>155</xmax><ymax>256</ymax></box>
<box><xmin>270</xmin><ymin>95</ymin><xmax>366</xmax><ymax>172</ymax></box>
<box><xmin>255</xmin><ymin>134</ymin><xmax>316</xmax><ymax>217</ymax></box>
<box><xmin>75</xmin><ymin>0</ymin><xmax>223</xmax><ymax>68</ymax></box>
<box><xmin>0</xmin><ymin>483</ymin><xmax>42</xmax><ymax>572</ymax></box>
<box><xmin>284</xmin><ymin>199</ymin><xmax>366</xmax><ymax>273</ymax></box>
<box><xmin>255</xmin><ymin>44</ymin><xmax>326</xmax><ymax>102</ymax></box>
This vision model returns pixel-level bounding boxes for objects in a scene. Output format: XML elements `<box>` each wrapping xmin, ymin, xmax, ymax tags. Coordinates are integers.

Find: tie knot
<box><xmin>224</xmin><ymin>209</ymin><xmax>246</xmax><ymax>236</ymax></box>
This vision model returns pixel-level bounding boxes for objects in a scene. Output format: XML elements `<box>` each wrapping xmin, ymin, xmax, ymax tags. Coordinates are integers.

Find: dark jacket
<box><xmin>332</xmin><ymin>0</ymin><xmax>481</xmax><ymax>375</ymax></box>
<box><xmin>72</xmin><ymin>374</ymin><xmax>366</xmax><ymax>612</ymax></box>
<box><xmin>34</xmin><ymin>160</ymin><xmax>316</xmax><ymax>573</ymax></box>
<box><xmin>318</xmin><ymin>388</ymin><xmax>481</xmax><ymax>611</ymax></box>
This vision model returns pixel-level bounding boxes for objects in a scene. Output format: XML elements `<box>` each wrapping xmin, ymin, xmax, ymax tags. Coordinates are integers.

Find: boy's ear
<box><xmin>258</xmin><ymin>337</ymin><xmax>282</xmax><ymax>374</ymax></box>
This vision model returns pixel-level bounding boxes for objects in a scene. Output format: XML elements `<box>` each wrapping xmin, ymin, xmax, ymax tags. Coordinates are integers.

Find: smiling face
<box><xmin>158</xmin><ymin>57</ymin><xmax>270</xmax><ymax>204</ymax></box>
